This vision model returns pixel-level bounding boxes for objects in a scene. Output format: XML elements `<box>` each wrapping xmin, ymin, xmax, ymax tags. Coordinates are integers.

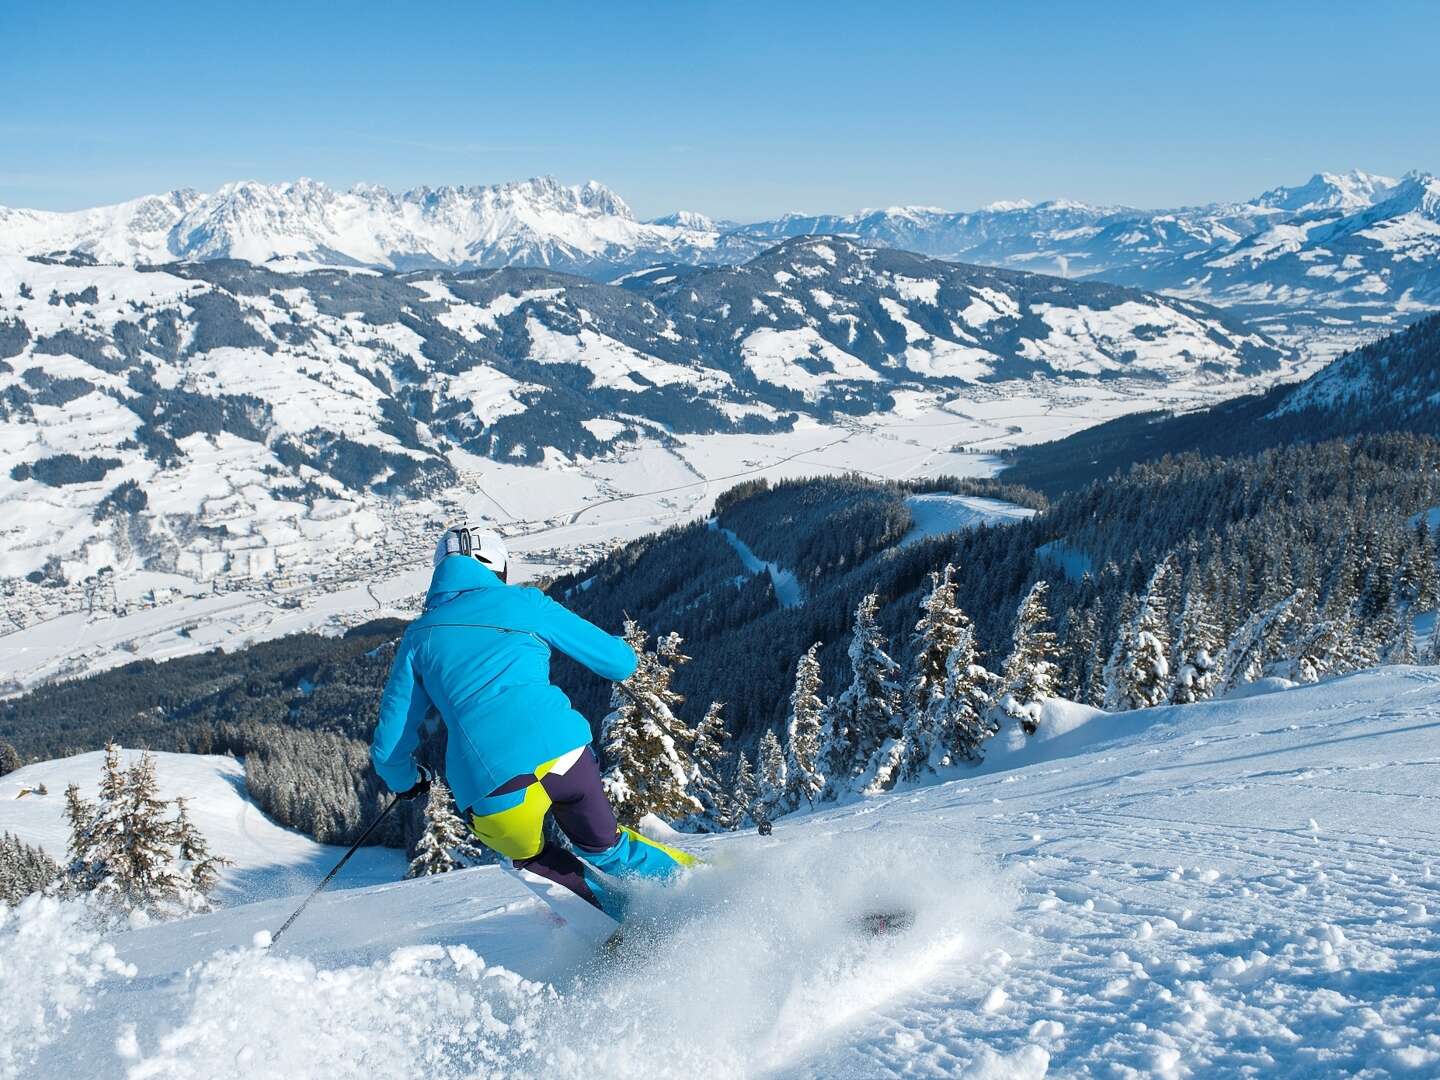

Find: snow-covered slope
<box><xmin>5</xmin><ymin>666</ymin><xmax>1438</xmax><ymax>1077</ymax></box>
<box><xmin>0</xmin><ymin>750</ymin><xmax>403</xmax><ymax>904</ymax></box>
<box><xmin>899</xmin><ymin>493</ymin><xmax>1038</xmax><ymax>546</ymax></box>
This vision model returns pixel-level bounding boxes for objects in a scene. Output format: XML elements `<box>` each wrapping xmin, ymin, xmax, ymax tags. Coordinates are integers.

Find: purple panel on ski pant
<box><xmin>538</xmin><ymin>747</ymin><xmax>622</xmax><ymax>853</ymax></box>
<box><xmin>510</xmin><ymin>748</ymin><xmax>621</xmax><ymax>913</ymax></box>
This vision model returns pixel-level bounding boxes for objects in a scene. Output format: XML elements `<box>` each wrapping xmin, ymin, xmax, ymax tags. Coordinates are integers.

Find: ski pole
<box><xmin>268</xmin><ymin>794</ymin><xmax>400</xmax><ymax>946</ymax></box>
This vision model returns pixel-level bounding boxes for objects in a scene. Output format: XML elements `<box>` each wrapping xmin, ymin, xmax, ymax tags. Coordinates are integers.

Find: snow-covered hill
<box><xmin>4</xmin><ymin>666</ymin><xmax>1438</xmax><ymax>1077</ymax></box>
<box><xmin>0</xmin><ymin>750</ymin><xmax>403</xmax><ymax>904</ymax></box>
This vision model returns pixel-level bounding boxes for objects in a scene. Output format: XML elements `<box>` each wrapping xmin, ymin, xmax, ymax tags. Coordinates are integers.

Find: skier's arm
<box><xmin>370</xmin><ymin>637</ymin><xmax>433</xmax><ymax>793</ymax></box>
<box><xmin>533</xmin><ymin>592</ymin><xmax>638</xmax><ymax>681</ymax></box>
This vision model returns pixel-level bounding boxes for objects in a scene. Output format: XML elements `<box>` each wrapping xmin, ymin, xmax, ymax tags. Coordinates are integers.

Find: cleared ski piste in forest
<box><xmin>4</xmin><ymin>665</ymin><xmax>1438</xmax><ymax>1077</ymax></box>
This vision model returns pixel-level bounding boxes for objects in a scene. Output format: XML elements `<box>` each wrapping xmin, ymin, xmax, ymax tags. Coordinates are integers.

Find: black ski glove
<box><xmin>397</xmin><ymin>764</ymin><xmax>435</xmax><ymax>801</ymax></box>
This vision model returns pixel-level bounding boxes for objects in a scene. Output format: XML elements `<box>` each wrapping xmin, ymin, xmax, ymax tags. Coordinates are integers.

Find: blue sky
<box><xmin>2</xmin><ymin>0</ymin><xmax>1435</xmax><ymax>219</ymax></box>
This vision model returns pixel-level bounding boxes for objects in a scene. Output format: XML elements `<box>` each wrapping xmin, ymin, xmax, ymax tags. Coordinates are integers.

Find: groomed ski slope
<box><xmin>5</xmin><ymin>666</ymin><xmax>1440</xmax><ymax>1078</ymax></box>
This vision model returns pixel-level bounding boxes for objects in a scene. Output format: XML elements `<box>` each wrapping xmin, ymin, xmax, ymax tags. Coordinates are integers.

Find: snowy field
<box><xmin>3</xmin><ymin>666</ymin><xmax>1438</xmax><ymax>1078</ymax></box>
<box><xmin>901</xmin><ymin>494</ymin><xmax>1039</xmax><ymax>546</ymax></box>
<box><xmin>0</xmin><ymin>377</ymin><xmax>1257</xmax><ymax>695</ymax></box>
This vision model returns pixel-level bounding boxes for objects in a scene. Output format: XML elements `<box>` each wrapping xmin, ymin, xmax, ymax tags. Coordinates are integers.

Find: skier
<box><xmin>371</xmin><ymin>525</ymin><xmax>696</xmax><ymax>923</ymax></box>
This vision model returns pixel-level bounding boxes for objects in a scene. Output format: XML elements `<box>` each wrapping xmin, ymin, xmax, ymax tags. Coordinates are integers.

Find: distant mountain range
<box><xmin>3</xmin><ymin>170</ymin><xmax>1436</xmax><ymax>337</ymax></box>
<box><xmin>1</xmin><ymin>236</ymin><xmax>1286</xmax><ymax>581</ymax></box>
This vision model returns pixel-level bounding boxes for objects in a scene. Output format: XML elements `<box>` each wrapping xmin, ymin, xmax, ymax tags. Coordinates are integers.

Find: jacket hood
<box><xmin>427</xmin><ymin>555</ymin><xmax>505</xmax><ymax>606</ymax></box>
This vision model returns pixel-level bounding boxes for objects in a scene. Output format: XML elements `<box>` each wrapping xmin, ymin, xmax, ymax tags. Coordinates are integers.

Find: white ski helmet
<box><xmin>433</xmin><ymin>524</ymin><xmax>509</xmax><ymax>579</ymax></box>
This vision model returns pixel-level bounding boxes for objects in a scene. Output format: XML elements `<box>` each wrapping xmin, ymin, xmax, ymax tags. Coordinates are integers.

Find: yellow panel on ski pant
<box><xmin>467</xmin><ymin>754</ymin><xmax>566</xmax><ymax>861</ymax></box>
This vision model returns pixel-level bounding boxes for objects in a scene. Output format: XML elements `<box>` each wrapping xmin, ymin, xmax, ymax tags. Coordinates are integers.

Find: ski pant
<box><xmin>467</xmin><ymin>747</ymin><xmax>696</xmax><ymax>921</ymax></box>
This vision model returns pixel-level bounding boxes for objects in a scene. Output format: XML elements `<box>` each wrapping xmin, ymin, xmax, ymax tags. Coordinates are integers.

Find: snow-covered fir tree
<box><xmin>0</xmin><ymin>739</ymin><xmax>20</xmax><ymax>777</ymax></box>
<box><xmin>1105</xmin><ymin>561</ymin><xmax>1174</xmax><ymax>711</ymax></box>
<box><xmin>95</xmin><ymin>750</ymin><xmax>185</xmax><ymax>910</ymax></box>
<box><xmin>62</xmin><ymin>744</ymin><xmax>226</xmax><ymax>914</ymax></box>
<box><xmin>174</xmin><ymin>796</ymin><xmax>230</xmax><ymax>905</ymax></box>
<box><xmin>783</xmin><ymin>644</ymin><xmax>826</xmax><ymax>810</ymax></box>
<box><xmin>905</xmin><ymin>565</ymin><xmax>967</xmax><ymax>716</ymax></box>
<box><xmin>724</xmin><ymin>749</ymin><xmax>757</xmax><ymax>830</ymax></box>
<box><xmin>1170</xmin><ymin>592</ymin><xmax>1224</xmax><ymax>704</ymax></box>
<box><xmin>822</xmin><ymin>592</ymin><xmax>902</xmax><ymax>797</ymax></box>
<box><xmin>1218</xmin><ymin>591</ymin><xmax>1303</xmax><ymax>694</ymax></box>
<box><xmin>63</xmin><ymin>781</ymin><xmax>99</xmax><ymax>895</ymax></box>
<box><xmin>1381</xmin><ymin>611</ymin><xmax>1419</xmax><ymax>665</ymax></box>
<box><xmin>902</xmin><ymin>624</ymin><xmax>1000</xmax><ymax>779</ymax></box>
<box><xmin>0</xmin><ymin>832</ymin><xmax>59</xmax><ymax>906</ymax></box>
<box><xmin>685</xmin><ymin>701</ymin><xmax>733</xmax><ymax>832</ymax></box>
<box><xmin>872</xmin><ymin>570</ymin><xmax>995</xmax><ymax>789</ymax></box>
<box><xmin>1065</xmin><ymin>605</ymin><xmax>1107</xmax><ymax>708</ymax></box>
<box><xmin>1285</xmin><ymin>608</ymin><xmax>1377</xmax><ymax>683</ymax></box>
<box><xmin>406</xmin><ymin>777</ymin><xmax>486</xmax><ymax>878</ymax></box>
<box><xmin>754</xmin><ymin>728</ymin><xmax>788</xmax><ymax>828</ymax></box>
<box><xmin>600</xmin><ymin>620</ymin><xmax>701</xmax><ymax>827</ymax></box>
<box><xmin>993</xmin><ymin>581</ymin><xmax>1060</xmax><ymax>734</ymax></box>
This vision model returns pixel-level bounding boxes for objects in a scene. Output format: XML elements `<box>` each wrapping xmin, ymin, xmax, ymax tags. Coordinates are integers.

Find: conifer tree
<box><xmin>405</xmin><ymin>778</ymin><xmax>485</xmax><ymax>878</ymax></box>
<box><xmin>821</xmin><ymin>593</ymin><xmax>902</xmax><ymax>797</ymax></box>
<box><xmin>754</xmin><ymin>729</ymin><xmax>788</xmax><ymax>829</ymax></box>
<box><xmin>600</xmin><ymin>620</ymin><xmax>701</xmax><ymax>827</ymax></box>
<box><xmin>1218</xmin><ymin>591</ymin><xmax>1303</xmax><ymax>693</ymax></box>
<box><xmin>783</xmin><ymin>644</ymin><xmax>826</xmax><ymax>810</ymax></box>
<box><xmin>63</xmin><ymin>781</ymin><xmax>99</xmax><ymax>893</ymax></box>
<box><xmin>0</xmin><ymin>739</ymin><xmax>20</xmax><ymax>778</ymax></box>
<box><xmin>1382</xmin><ymin>612</ymin><xmax>1419</xmax><ymax>665</ymax></box>
<box><xmin>686</xmin><ymin>701</ymin><xmax>733</xmax><ymax>832</ymax></box>
<box><xmin>1104</xmin><ymin>561</ymin><xmax>1173</xmax><ymax>711</ymax></box>
<box><xmin>1064</xmin><ymin>606</ymin><xmax>1105</xmax><ymax>707</ymax></box>
<box><xmin>174</xmin><ymin>796</ymin><xmax>230</xmax><ymax>905</ymax></box>
<box><xmin>724</xmin><ymin>750</ymin><xmax>757</xmax><ymax>830</ymax></box>
<box><xmin>994</xmin><ymin>581</ymin><xmax>1060</xmax><ymax>734</ymax></box>
<box><xmin>903</xmin><ymin>624</ymin><xmax>1000</xmax><ymax>778</ymax></box>
<box><xmin>98</xmin><ymin>751</ymin><xmax>184</xmax><ymax>909</ymax></box>
<box><xmin>1287</xmin><ymin>608</ymin><xmax>1376</xmax><ymax>683</ymax></box>
<box><xmin>0</xmin><ymin>832</ymin><xmax>59</xmax><ymax>906</ymax></box>
<box><xmin>905</xmin><ymin>565</ymin><xmax>967</xmax><ymax>717</ymax></box>
<box><xmin>1171</xmin><ymin>592</ymin><xmax>1224</xmax><ymax>704</ymax></box>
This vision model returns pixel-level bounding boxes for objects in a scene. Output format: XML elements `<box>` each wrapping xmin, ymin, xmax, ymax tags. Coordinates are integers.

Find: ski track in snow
<box><xmin>6</xmin><ymin>666</ymin><xmax>1440</xmax><ymax>1078</ymax></box>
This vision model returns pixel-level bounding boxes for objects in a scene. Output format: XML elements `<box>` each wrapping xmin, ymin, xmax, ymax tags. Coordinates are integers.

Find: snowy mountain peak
<box><xmin>1380</xmin><ymin>170</ymin><xmax>1440</xmax><ymax>214</ymax></box>
<box><xmin>650</xmin><ymin>209</ymin><xmax>718</xmax><ymax>231</ymax></box>
<box><xmin>1251</xmin><ymin>169</ymin><xmax>1400</xmax><ymax>213</ymax></box>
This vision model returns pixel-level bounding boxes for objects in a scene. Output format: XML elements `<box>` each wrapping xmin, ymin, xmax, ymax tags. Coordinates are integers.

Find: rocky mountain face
<box><xmin>0</xmin><ymin>237</ymin><xmax>1288</xmax><ymax>582</ymax></box>
<box><xmin>0</xmin><ymin>177</ymin><xmax>758</xmax><ymax>274</ymax></box>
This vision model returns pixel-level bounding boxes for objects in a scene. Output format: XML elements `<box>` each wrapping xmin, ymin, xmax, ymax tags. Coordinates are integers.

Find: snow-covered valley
<box><xmin>0</xmin><ymin>368</ymin><xmax>1272</xmax><ymax>696</ymax></box>
<box><xmin>2</xmin><ymin>666</ymin><xmax>1437</xmax><ymax>1078</ymax></box>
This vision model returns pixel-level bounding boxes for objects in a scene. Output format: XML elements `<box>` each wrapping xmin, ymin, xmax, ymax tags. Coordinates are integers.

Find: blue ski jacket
<box><xmin>370</xmin><ymin>556</ymin><xmax>637</xmax><ymax>817</ymax></box>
